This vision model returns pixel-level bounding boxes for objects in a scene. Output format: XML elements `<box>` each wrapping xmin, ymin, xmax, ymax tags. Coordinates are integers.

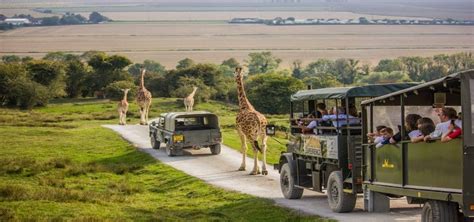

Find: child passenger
<box><xmin>367</xmin><ymin>125</ymin><xmax>386</xmax><ymax>143</ymax></box>
<box><xmin>411</xmin><ymin>117</ymin><xmax>435</xmax><ymax>143</ymax></box>
<box><xmin>375</xmin><ymin>127</ymin><xmax>393</xmax><ymax>148</ymax></box>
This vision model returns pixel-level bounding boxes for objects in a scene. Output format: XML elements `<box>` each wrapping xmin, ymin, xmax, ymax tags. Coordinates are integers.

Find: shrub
<box><xmin>104</xmin><ymin>81</ymin><xmax>137</xmax><ymax>100</ymax></box>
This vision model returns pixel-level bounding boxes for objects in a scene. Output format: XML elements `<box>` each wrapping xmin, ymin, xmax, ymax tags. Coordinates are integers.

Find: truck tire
<box><xmin>327</xmin><ymin>171</ymin><xmax>356</xmax><ymax>213</ymax></box>
<box><xmin>210</xmin><ymin>144</ymin><xmax>221</xmax><ymax>155</ymax></box>
<box><xmin>166</xmin><ymin>144</ymin><xmax>175</xmax><ymax>157</ymax></box>
<box><xmin>421</xmin><ymin>200</ymin><xmax>459</xmax><ymax>222</ymax></box>
<box><xmin>150</xmin><ymin>134</ymin><xmax>160</xmax><ymax>149</ymax></box>
<box><xmin>280</xmin><ymin>163</ymin><xmax>303</xmax><ymax>199</ymax></box>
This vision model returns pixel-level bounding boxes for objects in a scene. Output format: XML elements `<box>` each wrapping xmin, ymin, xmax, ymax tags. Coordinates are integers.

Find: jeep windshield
<box><xmin>175</xmin><ymin>117</ymin><xmax>216</xmax><ymax>130</ymax></box>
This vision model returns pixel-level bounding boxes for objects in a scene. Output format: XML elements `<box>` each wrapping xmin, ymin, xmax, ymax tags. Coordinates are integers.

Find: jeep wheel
<box><xmin>327</xmin><ymin>171</ymin><xmax>356</xmax><ymax>213</ymax></box>
<box><xmin>280</xmin><ymin>163</ymin><xmax>303</xmax><ymax>199</ymax></box>
<box><xmin>210</xmin><ymin>144</ymin><xmax>221</xmax><ymax>155</ymax></box>
<box><xmin>150</xmin><ymin>134</ymin><xmax>160</xmax><ymax>149</ymax></box>
<box><xmin>166</xmin><ymin>144</ymin><xmax>175</xmax><ymax>157</ymax></box>
<box><xmin>421</xmin><ymin>200</ymin><xmax>459</xmax><ymax>222</ymax></box>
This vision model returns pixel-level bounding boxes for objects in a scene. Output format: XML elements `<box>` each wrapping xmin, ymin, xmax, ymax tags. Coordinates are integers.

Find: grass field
<box><xmin>0</xmin><ymin>98</ymin><xmax>323</xmax><ymax>221</ymax></box>
<box><xmin>1</xmin><ymin>23</ymin><xmax>472</xmax><ymax>68</ymax></box>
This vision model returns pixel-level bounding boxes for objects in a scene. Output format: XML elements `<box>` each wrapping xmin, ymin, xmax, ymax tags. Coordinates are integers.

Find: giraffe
<box><xmin>117</xmin><ymin>88</ymin><xmax>130</xmax><ymax>125</ymax></box>
<box><xmin>136</xmin><ymin>69</ymin><xmax>152</xmax><ymax>125</ymax></box>
<box><xmin>234</xmin><ymin>67</ymin><xmax>269</xmax><ymax>175</ymax></box>
<box><xmin>184</xmin><ymin>86</ymin><xmax>198</xmax><ymax>112</ymax></box>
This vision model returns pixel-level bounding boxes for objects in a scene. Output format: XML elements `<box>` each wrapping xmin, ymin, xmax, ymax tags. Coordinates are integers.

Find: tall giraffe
<box><xmin>184</xmin><ymin>86</ymin><xmax>198</xmax><ymax>112</ymax></box>
<box><xmin>117</xmin><ymin>88</ymin><xmax>130</xmax><ymax>125</ymax></box>
<box><xmin>136</xmin><ymin>69</ymin><xmax>152</xmax><ymax>125</ymax></box>
<box><xmin>234</xmin><ymin>67</ymin><xmax>268</xmax><ymax>175</ymax></box>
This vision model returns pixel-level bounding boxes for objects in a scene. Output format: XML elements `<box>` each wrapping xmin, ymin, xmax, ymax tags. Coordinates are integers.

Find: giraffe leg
<box><xmin>237</xmin><ymin>128</ymin><xmax>247</xmax><ymax>171</ymax></box>
<box><xmin>139</xmin><ymin>107</ymin><xmax>145</xmax><ymax>125</ymax></box>
<box><xmin>261</xmin><ymin>134</ymin><xmax>268</xmax><ymax>175</ymax></box>
<box><xmin>144</xmin><ymin>103</ymin><xmax>150</xmax><ymax>123</ymax></box>
<box><xmin>118</xmin><ymin>111</ymin><xmax>122</xmax><ymax>125</ymax></box>
<box><xmin>123</xmin><ymin>111</ymin><xmax>127</xmax><ymax>125</ymax></box>
<box><xmin>250</xmin><ymin>142</ymin><xmax>260</xmax><ymax>175</ymax></box>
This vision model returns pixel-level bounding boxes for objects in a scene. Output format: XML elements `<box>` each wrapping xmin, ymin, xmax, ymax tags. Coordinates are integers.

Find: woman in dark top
<box><xmin>390</xmin><ymin>114</ymin><xmax>422</xmax><ymax>143</ymax></box>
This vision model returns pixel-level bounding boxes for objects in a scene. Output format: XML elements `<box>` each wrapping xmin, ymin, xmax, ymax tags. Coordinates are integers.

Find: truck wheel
<box><xmin>327</xmin><ymin>171</ymin><xmax>356</xmax><ymax>213</ymax></box>
<box><xmin>166</xmin><ymin>144</ymin><xmax>175</xmax><ymax>157</ymax></box>
<box><xmin>421</xmin><ymin>200</ymin><xmax>459</xmax><ymax>222</ymax></box>
<box><xmin>280</xmin><ymin>163</ymin><xmax>303</xmax><ymax>199</ymax></box>
<box><xmin>150</xmin><ymin>134</ymin><xmax>160</xmax><ymax>149</ymax></box>
<box><xmin>210</xmin><ymin>144</ymin><xmax>221</xmax><ymax>155</ymax></box>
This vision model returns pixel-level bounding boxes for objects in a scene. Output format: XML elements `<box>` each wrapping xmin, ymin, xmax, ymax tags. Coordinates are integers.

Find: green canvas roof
<box><xmin>291</xmin><ymin>83</ymin><xmax>418</xmax><ymax>101</ymax></box>
<box><xmin>361</xmin><ymin>70</ymin><xmax>472</xmax><ymax>105</ymax></box>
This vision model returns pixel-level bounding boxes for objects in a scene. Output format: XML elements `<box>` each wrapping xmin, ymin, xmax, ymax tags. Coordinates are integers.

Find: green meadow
<box><xmin>0</xmin><ymin>98</ymin><xmax>324</xmax><ymax>221</ymax></box>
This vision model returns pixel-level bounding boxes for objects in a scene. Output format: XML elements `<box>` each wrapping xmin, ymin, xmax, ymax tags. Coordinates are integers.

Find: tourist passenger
<box><xmin>441</xmin><ymin>119</ymin><xmax>462</xmax><ymax>142</ymax></box>
<box><xmin>424</xmin><ymin>107</ymin><xmax>462</xmax><ymax>141</ymax></box>
<box><xmin>367</xmin><ymin>125</ymin><xmax>387</xmax><ymax>143</ymax></box>
<box><xmin>375</xmin><ymin>127</ymin><xmax>393</xmax><ymax>148</ymax></box>
<box><xmin>411</xmin><ymin>117</ymin><xmax>435</xmax><ymax>143</ymax></box>
<box><xmin>315</xmin><ymin>103</ymin><xmax>328</xmax><ymax>118</ymax></box>
<box><xmin>321</xmin><ymin>107</ymin><xmax>360</xmax><ymax>128</ymax></box>
<box><xmin>390</xmin><ymin>114</ymin><xmax>421</xmax><ymax>143</ymax></box>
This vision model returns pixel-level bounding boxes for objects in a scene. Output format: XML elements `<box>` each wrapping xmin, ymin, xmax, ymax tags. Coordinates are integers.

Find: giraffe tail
<box><xmin>253</xmin><ymin>140</ymin><xmax>262</xmax><ymax>153</ymax></box>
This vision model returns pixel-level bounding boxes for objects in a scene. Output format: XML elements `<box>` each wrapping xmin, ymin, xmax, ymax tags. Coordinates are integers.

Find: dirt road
<box><xmin>104</xmin><ymin>125</ymin><xmax>422</xmax><ymax>221</ymax></box>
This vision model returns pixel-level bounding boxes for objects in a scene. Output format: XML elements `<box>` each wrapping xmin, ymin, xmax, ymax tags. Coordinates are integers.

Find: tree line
<box><xmin>0</xmin><ymin>51</ymin><xmax>473</xmax><ymax>113</ymax></box>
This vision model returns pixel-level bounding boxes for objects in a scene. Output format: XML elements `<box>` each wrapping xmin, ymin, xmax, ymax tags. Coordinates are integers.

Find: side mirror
<box><xmin>266</xmin><ymin>125</ymin><xmax>276</xmax><ymax>136</ymax></box>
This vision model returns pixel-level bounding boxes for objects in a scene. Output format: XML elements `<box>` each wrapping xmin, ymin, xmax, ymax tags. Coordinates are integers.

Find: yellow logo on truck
<box><xmin>382</xmin><ymin>159</ymin><xmax>395</xmax><ymax>168</ymax></box>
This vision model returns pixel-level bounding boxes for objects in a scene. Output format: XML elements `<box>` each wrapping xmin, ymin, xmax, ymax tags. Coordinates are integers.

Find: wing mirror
<box><xmin>266</xmin><ymin>125</ymin><xmax>276</xmax><ymax>136</ymax></box>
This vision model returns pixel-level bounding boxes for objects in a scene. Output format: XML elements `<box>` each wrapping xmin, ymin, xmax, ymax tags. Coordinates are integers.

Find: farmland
<box><xmin>1</xmin><ymin>22</ymin><xmax>473</xmax><ymax>68</ymax></box>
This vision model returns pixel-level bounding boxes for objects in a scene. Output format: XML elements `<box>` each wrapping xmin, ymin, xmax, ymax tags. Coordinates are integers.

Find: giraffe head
<box><xmin>193</xmin><ymin>86</ymin><xmax>198</xmax><ymax>91</ymax></box>
<box><xmin>120</xmin><ymin>88</ymin><xmax>130</xmax><ymax>93</ymax></box>
<box><xmin>234</xmin><ymin>67</ymin><xmax>243</xmax><ymax>77</ymax></box>
<box><xmin>140</xmin><ymin>68</ymin><xmax>147</xmax><ymax>76</ymax></box>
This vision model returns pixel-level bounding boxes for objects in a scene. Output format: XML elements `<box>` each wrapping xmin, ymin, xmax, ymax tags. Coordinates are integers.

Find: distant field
<box><xmin>1</xmin><ymin>23</ymin><xmax>472</xmax><ymax>68</ymax></box>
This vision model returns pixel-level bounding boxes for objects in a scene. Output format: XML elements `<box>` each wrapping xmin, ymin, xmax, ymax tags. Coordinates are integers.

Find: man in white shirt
<box><xmin>425</xmin><ymin>107</ymin><xmax>462</xmax><ymax>141</ymax></box>
<box><xmin>321</xmin><ymin>107</ymin><xmax>360</xmax><ymax>128</ymax></box>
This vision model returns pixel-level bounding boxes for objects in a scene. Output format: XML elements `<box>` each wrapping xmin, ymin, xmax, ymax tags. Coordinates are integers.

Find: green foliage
<box><xmin>357</xmin><ymin>71</ymin><xmax>412</xmax><ymax>84</ymax></box>
<box><xmin>41</xmin><ymin>16</ymin><xmax>60</xmax><ymax>25</ymax></box>
<box><xmin>128</xmin><ymin>60</ymin><xmax>166</xmax><ymax>77</ymax></box>
<box><xmin>104</xmin><ymin>81</ymin><xmax>137</xmax><ymax>101</ymax></box>
<box><xmin>221</xmin><ymin>58</ymin><xmax>240</xmax><ymax>69</ymax></box>
<box><xmin>246</xmin><ymin>51</ymin><xmax>282</xmax><ymax>75</ymax></box>
<box><xmin>86</xmin><ymin>53</ymin><xmax>132</xmax><ymax>95</ymax></box>
<box><xmin>169</xmin><ymin>77</ymin><xmax>213</xmax><ymax>102</ymax></box>
<box><xmin>246</xmin><ymin>73</ymin><xmax>304</xmax><ymax>114</ymax></box>
<box><xmin>1</xmin><ymin>55</ymin><xmax>21</xmax><ymax>63</ymax></box>
<box><xmin>303</xmin><ymin>75</ymin><xmax>342</xmax><ymax>89</ymax></box>
<box><xmin>26</xmin><ymin>60</ymin><xmax>66</xmax><ymax>98</ymax></box>
<box><xmin>89</xmin><ymin>11</ymin><xmax>109</xmax><ymax>23</ymax></box>
<box><xmin>65</xmin><ymin>59</ymin><xmax>90</xmax><ymax>98</ymax></box>
<box><xmin>374</xmin><ymin>58</ymin><xmax>404</xmax><ymax>73</ymax></box>
<box><xmin>176</xmin><ymin>58</ymin><xmax>195</xmax><ymax>70</ymax></box>
<box><xmin>291</xmin><ymin>59</ymin><xmax>303</xmax><ymax>79</ymax></box>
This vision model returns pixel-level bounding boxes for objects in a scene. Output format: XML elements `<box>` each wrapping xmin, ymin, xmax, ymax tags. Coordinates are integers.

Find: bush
<box><xmin>104</xmin><ymin>81</ymin><xmax>137</xmax><ymax>100</ymax></box>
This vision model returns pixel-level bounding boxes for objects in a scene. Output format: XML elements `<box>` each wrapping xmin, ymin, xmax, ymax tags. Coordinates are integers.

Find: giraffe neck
<box><xmin>235</xmin><ymin>74</ymin><xmax>253</xmax><ymax>111</ymax></box>
<box><xmin>140</xmin><ymin>72</ymin><xmax>145</xmax><ymax>89</ymax></box>
<box><xmin>189</xmin><ymin>88</ymin><xmax>197</xmax><ymax>98</ymax></box>
<box><xmin>123</xmin><ymin>91</ymin><xmax>128</xmax><ymax>102</ymax></box>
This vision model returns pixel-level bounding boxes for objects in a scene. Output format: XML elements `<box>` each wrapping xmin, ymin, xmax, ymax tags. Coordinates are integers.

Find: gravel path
<box><xmin>104</xmin><ymin>125</ymin><xmax>422</xmax><ymax>222</ymax></box>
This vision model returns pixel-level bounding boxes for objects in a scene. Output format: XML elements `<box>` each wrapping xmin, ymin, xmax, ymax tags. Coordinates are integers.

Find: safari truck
<box><xmin>149</xmin><ymin>111</ymin><xmax>222</xmax><ymax>156</ymax></box>
<box><xmin>361</xmin><ymin>70</ymin><xmax>474</xmax><ymax>221</ymax></box>
<box><xmin>274</xmin><ymin>83</ymin><xmax>416</xmax><ymax>213</ymax></box>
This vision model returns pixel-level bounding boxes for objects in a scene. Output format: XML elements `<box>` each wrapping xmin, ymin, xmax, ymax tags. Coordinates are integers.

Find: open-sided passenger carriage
<box><xmin>361</xmin><ymin>70</ymin><xmax>474</xmax><ymax>221</ymax></box>
<box><xmin>274</xmin><ymin>83</ymin><xmax>417</xmax><ymax>213</ymax></box>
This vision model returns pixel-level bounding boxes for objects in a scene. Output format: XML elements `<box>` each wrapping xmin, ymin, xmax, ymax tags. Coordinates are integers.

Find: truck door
<box><xmin>462</xmin><ymin>71</ymin><xmax>474</xmax><ymax>217</ymax></box>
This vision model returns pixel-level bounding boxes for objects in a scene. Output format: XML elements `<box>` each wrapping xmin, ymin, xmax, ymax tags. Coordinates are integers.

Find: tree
<box><xmin>65</xmin><ymin>59</ymin><xmax>90</xmax><ymax>98</ymax></box>
<box><xmin>302</xmin><ymin>59</ymin><xmax>335</xmax><ymax>79</ymax></box>
<box><xmin>104</xmin><ymin>80</ymin><xmax>138</xmax><ymax>100</ymax></box>
<box><xmin>2</xmin><ymin>55</ymin><xmax>21</xmax><ymax>63</ymax></box>
<box><xmin>128</xmin><ymin>60</ymin><xmax>166</xmax><ymax>77</ymax></box>
<box><xmin>400</xmin><ymin>56</ymin><xmax>426</xmax><ymax>81</ymax></box>
<box><xmin>357</xmin><ymin>71</ymin><xmax>412</xmax><ymax>84</ymax></box>
<box><xmin>176</xmin><ymin>58</ymin><xmax>195</xmax><ymax>70</ymax></box>
<box><xmin>26</xmin><ymin>60</ymin><xmax>66</xmax><ymax>98</ymax></box>
<box><xmin>374</xmin><ymin>59</ymin><xmax>404</xmax><ymax>73</ymax></box>
<box><xmin>41</xmin><ymin>16</ymin><xmax>60</xmax><ymax>25</ymax></box>
<box><xmin>169</xmin><ymin>77</ymin><xmax>213</xmax><ymax>102</ymax></box>
<box><xmin>89</xmin><ymin>12</ymin><xmax>109</xmax><ymax>23</ymax></box>
<box><xmin>86</xmin><ymin>53</ymin><xmax>132</xmax><ymax>96</ymax></box>
<box><xmin>246</xmin><ymin>51</ymin><xmax>282</xmax><ymax>75</ymax></box>
<box><xmin>246</xmin><ymin>73</ymin><xmax>304</xmax><ymax>114</ymax></box>
<box><xmin>303</xmin><ymin>75</ymin><xmax>342</xmax><ymax>89</ymax></box>
<box><xmin>291</xmin><ymin>60</ymin><xmax>303</xmax><ymax>79</ymax></box>
<box><xmin>333</xmin><ymin>58</ymin><xmax>359</xmax><ymax>85</ymax></box>
<box><xmin>43</xmin><ymin>52</ymin><xmax>79</xmax><ymax>62</ymax></box>
<box><xmin>221</xmin><ymin>58</ymin><xmax>240</xmax><ymax>69</ymax></box>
